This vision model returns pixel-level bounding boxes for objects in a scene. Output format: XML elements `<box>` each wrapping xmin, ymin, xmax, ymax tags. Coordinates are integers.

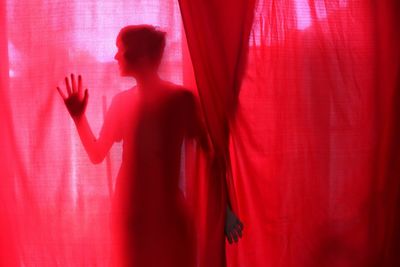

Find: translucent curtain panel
<box><xmin>1</xmin><ymin>0</ymin><xmax>189</xmax><ymax>266</ymax></box>
<box><xmin>226</xmin><ymin>0</ymin><xmax>400</xmax><ymax>266</ymax></box>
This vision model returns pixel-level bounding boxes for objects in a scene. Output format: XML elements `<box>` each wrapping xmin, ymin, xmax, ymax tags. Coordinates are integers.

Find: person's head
<box><xmin>114</xmin><ymin>25</ymin><xmax>166</xmax><ymax>77</ymax></box>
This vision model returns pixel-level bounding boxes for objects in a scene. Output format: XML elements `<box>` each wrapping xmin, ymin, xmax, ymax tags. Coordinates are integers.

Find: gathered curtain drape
<box><xmin>1</xmin><ymin>0</ymin><xmax>400</xmax><ymax>267</ymax></box>
<box><xmin>178</xmin><ymin>1</ymin><xmax>255</xmax><ymax>266</ymax></box>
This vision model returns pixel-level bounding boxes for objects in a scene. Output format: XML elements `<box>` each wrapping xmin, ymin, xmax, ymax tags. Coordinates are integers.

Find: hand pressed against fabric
<box><xmin>57</xmin><ymin>73</ymin><xmax>88</xmax><ymax>118</ymax></box>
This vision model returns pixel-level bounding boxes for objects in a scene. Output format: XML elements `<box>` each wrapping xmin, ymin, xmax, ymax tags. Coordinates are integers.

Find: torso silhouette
<box><xmin>102</xmin><ymin>81</ymin><xmax>197</xmax><ymax>267</ymax></box>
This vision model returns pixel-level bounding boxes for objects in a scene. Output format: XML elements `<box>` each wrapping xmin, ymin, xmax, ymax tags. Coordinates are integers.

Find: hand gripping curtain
<box><xmin>178</xmin><ymin>1</ymin><xmax>255</xmax><ymax>266</ymax></box>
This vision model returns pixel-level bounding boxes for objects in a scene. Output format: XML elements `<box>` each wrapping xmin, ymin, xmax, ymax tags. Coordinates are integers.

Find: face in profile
<box><xmin>114</xmin><ymin>38</ymin><xmax>131</xmax><ymax>76</ymax></box>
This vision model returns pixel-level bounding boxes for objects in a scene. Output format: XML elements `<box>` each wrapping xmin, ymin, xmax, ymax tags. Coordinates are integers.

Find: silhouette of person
<box><xmin>57</xmin><ymin>25</ymin><xmax>243</xmax><ymax>267</ymax></box>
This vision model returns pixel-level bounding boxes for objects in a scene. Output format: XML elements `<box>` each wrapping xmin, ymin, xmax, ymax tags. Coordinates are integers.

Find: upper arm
<box><xmin>181</xmin><ymin>90</ymin><xmax>210</xmax><ymax>152</ymax></box>
<box><xmin>96</xmin><ymin>95</ymin><xmax>123</xmax><ymax>161</ymax></box>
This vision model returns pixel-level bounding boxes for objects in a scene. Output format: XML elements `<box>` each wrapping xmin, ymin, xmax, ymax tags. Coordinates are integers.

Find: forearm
<box><xmin>73</xmin><ymin>115</ymin><xmax>105</xmax><ymax>164</ymax></box>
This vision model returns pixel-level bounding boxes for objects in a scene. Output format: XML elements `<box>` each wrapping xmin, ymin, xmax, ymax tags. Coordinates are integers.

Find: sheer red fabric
<box><xmin>179</xmin><ymin>1</ymin><xmax>255</xmax><ymax>266</ymax></box>
<box><xmin>1</xmin><ymin>1</ymin><xmax>195</xmax><ymax>266</ymax></box>
<box><xmin>0</xmin><ymin>2</ymin><xmax>19</xmax><ymax>266</ymax></box>
<box><xmin>225</xmin><ymin>1</ymin><xmax>400</xmax><ymax>266</ymax></box>
<box><xmin>1</xmin><ymin>0</ymin><xmax>400</xmax><ymax>267</ymax></box>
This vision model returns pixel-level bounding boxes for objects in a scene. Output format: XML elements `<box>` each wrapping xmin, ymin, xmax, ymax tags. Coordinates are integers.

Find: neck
<box><xmin>135</xmin><ymin>72</ymin><xmax>161</xmax><ymax>92</ymax></box>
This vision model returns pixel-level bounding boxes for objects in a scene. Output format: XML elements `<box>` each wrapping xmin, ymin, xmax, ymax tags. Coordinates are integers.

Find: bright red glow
<box><xmin>295</xmin><ymin>0</ymin><xmax>312</xmax><ymax>29</ymax></box>
<box><xmin>1</xmin><ymin>0</ymin><xmax>400</xmax><ymax>267</ymax></box>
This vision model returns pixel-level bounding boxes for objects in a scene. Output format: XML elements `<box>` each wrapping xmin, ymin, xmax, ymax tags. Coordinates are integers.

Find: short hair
<box><xmin>117</xmin><ymin>25</ymin><xmax>166</xmax><ymax>68</ymax></box>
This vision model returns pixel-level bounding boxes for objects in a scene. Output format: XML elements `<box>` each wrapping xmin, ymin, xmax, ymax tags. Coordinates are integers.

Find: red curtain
<box><xmin>1</xmin><ymin>0</ymin><xmax>400</xmax><ymax>266</ymax></box>
<box><xmin>0</xmin><ymin>1</ymin><xmax>19</xmax><ymax>266</ymax></box>
<box><xmin>179</xmin><ymin>1</ymin><xmax>255</xmax><ymax>266</ymax></box>
<box><xmin>181</xmin><ymin>0</ymin><xmax>400</xmax><ymax>266</ymax></box>
<box><xmin>225</xmin><ymin>1</ymin><xmax>400</xmax><ymax>266</ymax></box>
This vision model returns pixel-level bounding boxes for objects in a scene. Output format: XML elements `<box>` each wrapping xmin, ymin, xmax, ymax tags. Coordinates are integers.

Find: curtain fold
<box><xmin>178</xmin><ymin>0</ymin><xmax>255</xmax><ymax>154</ymax></box>
<box><xmin>372</xmin><ymin>1</ymin><xmax>400</xmax><ymax>265</ymax></box>
<box><xmin>0</xmin><ymin>1</ymin><xmax>19</xmax><ymax>266</ymax></box>
<box><xmin>178</xmin><ymin>1</ymin><xmax>255</xmax><ymax>266</ymax></box>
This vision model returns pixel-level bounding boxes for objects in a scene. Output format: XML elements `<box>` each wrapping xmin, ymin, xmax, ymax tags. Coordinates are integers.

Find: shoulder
<box><xmin>113</xmin><ymin>87</ymin><xmax>136</xmax><ymax>100</ymax></box>
<box><xmin>157</xmin><ymin>81</ymin><xmax>196</xmax><ymax>108</ymax></box>
<box><xmin>111</xmin><ymin>87</ymin><xmax>137</xmax><ymax>105</ymax></box>
<box><xmin>163</xmin><ymin>82</ymin><xmax>196</xmax><ymax>103</ymax></box>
